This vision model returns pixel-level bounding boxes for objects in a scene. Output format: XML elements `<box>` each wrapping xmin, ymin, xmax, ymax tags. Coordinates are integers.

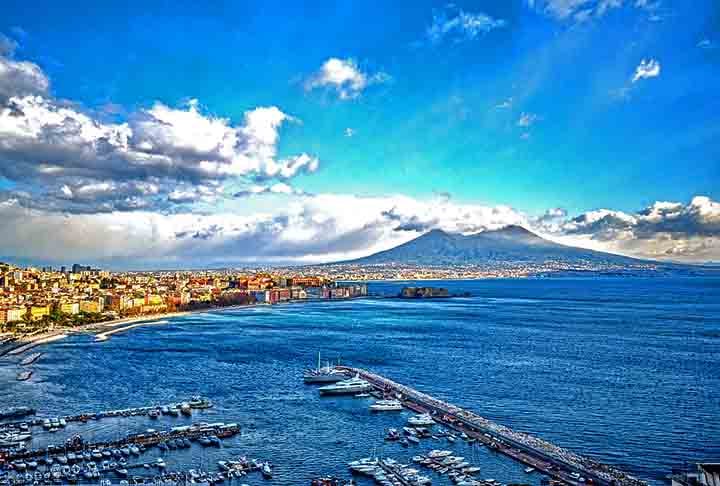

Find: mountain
<box><xmin>343</xmin><ymin>225</ymin><xmax>641</xmax><ymax>266</ymax></box>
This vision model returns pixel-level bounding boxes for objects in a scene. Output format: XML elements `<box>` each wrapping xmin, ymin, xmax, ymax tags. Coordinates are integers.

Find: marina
<box><xmin>332</xmin><ymin>366</ymin><xmax>646</xmax><ymax>486</ymax></box>
<box><xmin>0</xmin><ymin>397</ymin><xmax>213</xmax><ymax>434</ymax></box>
<box><xmin>0</xmin><ymin>421</ymin><xmax>240</xmax><ymax>462</ymax></box>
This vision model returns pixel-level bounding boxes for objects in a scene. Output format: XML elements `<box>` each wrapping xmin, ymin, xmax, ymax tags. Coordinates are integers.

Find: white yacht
<box><xmin>407</xmin><ymin>413</ymin><xmax>435</xmax><ymax>426</ymax></box>
<box><xmin>318</xmin><ymin>374</ymin><xmax>372</xmax><ymax>395</ymax></box>
<box><xmin>370</xmin><ymin>399</ymin><xmax>403</xmax><ymax>412</ymax></box>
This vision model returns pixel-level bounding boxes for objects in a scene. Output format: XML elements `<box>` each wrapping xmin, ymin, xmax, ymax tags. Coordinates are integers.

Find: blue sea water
<box><xmin>2</xmin><ymin>277</ymin><xmax>719</xmax><ymax>485</ymax></box>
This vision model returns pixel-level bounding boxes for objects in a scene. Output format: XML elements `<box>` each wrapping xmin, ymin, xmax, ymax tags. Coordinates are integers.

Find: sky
<box><xmin>0</xmin><ymin>0</ymin><xmax>719</xmax><ymax>269</ymax></box>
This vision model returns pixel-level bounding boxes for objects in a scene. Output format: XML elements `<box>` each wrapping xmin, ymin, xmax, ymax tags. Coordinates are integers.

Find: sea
<box><xmin>2</xmin><ymin>277</ymin><xmax>719</xmax><ymax>485</ymax></box>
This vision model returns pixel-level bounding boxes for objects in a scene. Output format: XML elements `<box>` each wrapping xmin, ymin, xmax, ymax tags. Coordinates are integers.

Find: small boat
<box><xmin>525</xmin><ymin>467</ymin><xmax>535</xmax><ymax>474</ymax></box>
<box><xmin>180</xmin><ymin>402</ymin><xmax>192</xmax><ymax>416</ymax></box>
<box><xmin>384</xmin><ymin>428</ymin><xmax>400</xmax><ymax>441</ymax></box>
<box><xmin>370</xmin><ymin>399</ymin><xmax>403</xmax><ymax>412</ymax></box>
<box><xmin>407</xmin><ymin>413</ymin><xmax>435</xmax><ymax>426</ymax></box>
<box><xmin>16</xmin><ymin>370</ymin><xmax>33</xmax><ymax>381</ymax></box>
<box><xmin>115</xmin><ymin>468</ymin><xmax>128</xmax><ymax>477</ymax></box>
<box><xmin>148</xmin><ymin>409</ymin><xmax>160</xmax><ymax>419</ymax></box>
<box><xmin>355</xmin><ymin>392</ymin><xmax>371</xmax><ymax>398</ymax></box>
<box><xmin>303</xmin><ymin>352</ymin><xmax>347</xmax><ymax>384</ymax></box>
<box><xmin>407</xmin><ymin>435</ymin><xmax>421</xmax><ymax>444</ymax></box>
<box><xmin>261</xmin><ymin>462</ymin><xmax>273</xmax><ymax>479</ymax></box>
<box><xmin>189</xmin><ymin>396</ymin><xmax>214</xmax><ymax>409</ymax></box>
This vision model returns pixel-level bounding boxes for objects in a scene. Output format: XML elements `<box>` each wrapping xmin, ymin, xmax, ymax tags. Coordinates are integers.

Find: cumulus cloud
<box><xmin>0</xmin><ymin>51</ymin><xmax>49</xmax><ymax>103</ymax></box>
<box><xmin>0</xmin><ymin>192</ymin><xmax>718</xmax><ymax>266</ymax></box>
<box><xmin>426</xmin><ymin>5</ymin><xmax>507</xmax><ymax>43</ymax></box>
<box><xmin>233</xmin><ymin>182</ymin><xmax>307</xmax><ymax>198</ymax></box>
<box><xmin>631</xmin><ymin>58</ymin><xmax>660</xmax><ymax>83</ymax></box>
<box><xmin>0</xmin><ymin>193</ymin><xmax>533</xmax><ymax>267</ymax></box>
<box><xmin>0</xmin><ymin>51</ymin><xmax>318</xmax><ymax>213</ymax></box>
<box><xmin>305</xmin><ymin>58</ymin><xmax>390</xmax><ymax>100</ymax></box>
<box><xmin>547</xmin><ymin>196</ymin><xmax>720</xmax><ymax>262</ymax></box>
<box><xmin>528</xmin><ymin>0</ymin><xmax>661</xmax><ymax>22</ymax></box>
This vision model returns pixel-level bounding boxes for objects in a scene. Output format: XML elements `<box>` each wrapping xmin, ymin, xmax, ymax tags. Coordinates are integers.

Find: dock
<box><xmin>336</xmin><ymin>366</ymin><xmax>646</xmax><ymax>486</ymax></box>
<box><xmin>0</xmin><ymin>397</ymin><xmax>212</xmax><ymax>433</ymax></box>
<box><xmin>0</xmin><ymin>422</ymin><xmax>240</xmax><ymax>462</ymax></box>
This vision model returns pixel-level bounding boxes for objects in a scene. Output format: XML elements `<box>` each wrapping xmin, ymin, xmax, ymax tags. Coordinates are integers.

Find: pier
<box><xmin>0</xmin><ymin>397</ymin><xmax>213</xmax><ymax>433</ymax></box>
<box><xmin>0</xmin><ymin>422</ymin><xmax>239</xmax><ymax>462</ymax></box>
<box><xmin>336</xmin><ymin>366</ymin><xmax>646</xmax><ymax>486</ymax></box>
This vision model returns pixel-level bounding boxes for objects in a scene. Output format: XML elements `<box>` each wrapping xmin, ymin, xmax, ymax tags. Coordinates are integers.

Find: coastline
<box><xmin>1</xmin><ymin>303</ymin><xmax>270</xmax><ymax>356</ymax></box>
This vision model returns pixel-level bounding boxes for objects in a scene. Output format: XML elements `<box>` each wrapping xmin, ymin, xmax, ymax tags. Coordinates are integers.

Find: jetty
<box><xmin>6</xmin><ymin>333</ymin><xmax>67</xmax><ymax>356</ymax></box>
<box><xmin>0</xmin><ymin>397</ymin><xmax>212</xmax><ymax>433</ymax></box>
<box><xmin>95</xmin><ymin>319</ymin><xmax>169</xmax><ymax>341</ymax></box>
<box><xmin>0</xmin><ymin>422</ymin><xmax>239</xmax><ymax>462</ymax></box>
<box><xmin>336</xmin><ymin>366</ymin><xmax>646</xmax><ymax>486</ymax></box>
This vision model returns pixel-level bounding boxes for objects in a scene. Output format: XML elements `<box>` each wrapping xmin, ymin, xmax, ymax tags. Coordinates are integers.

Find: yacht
<box><xmin>304</xmin><ymin>352</ymin><xmax>346</xmax><ymax>383</ymax></box>
<box><xmin>407</xmin><ymin>413</ymin><xmax>435</xmax><ymax>426</ymax></box>
<box><xmin>370</xmin><ymin>399</ymin><xmax>403</xmax><ymax>412</ymax></box>
<box><xmin>318</xmin><ymin>374</ymin><xmax>372</xmax><ymax>395</ymax></box>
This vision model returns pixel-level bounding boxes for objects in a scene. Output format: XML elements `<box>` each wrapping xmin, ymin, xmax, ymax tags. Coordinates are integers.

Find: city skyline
<box><xmin>0</xmin><ymin>0</ymin><xmax>719</xmax><ymax>268</ymax></box>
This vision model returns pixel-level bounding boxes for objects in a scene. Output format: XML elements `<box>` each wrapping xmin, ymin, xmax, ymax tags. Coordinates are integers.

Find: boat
<box><xmin>407</xmin><ymin>435</ymin><xmax>421</xmax><ymax>444</ymax></box>
<box><xmin>189</xmin><ymin>396</ymin><xmax>214</xmax><ymax>409</ymax></box>
<box><xmin>304</xmin><ymin>352</ymin><xmax>347</xmax><ymax>384</ymax></box>
<box><xmin>370</xmin><ymin>399</ymin><xmax>403</xmax><ymax>412</ymax></box>
<box><xmin>525</xmin><ymin>467</ymin><xmax>535</xmax><ymax>474</ymax></box>
<box><xmin>180</xmin><ymin>402</ymin><xmax>192</xmax><ymax>415</ymax></box>
<box><xmin>148</xmin><ymin>409</ymin><xmax>160</xmax><ymax>419</ymax></box>
<box><xmin>16</xmin><ymin>370</ymin><xmax>32</xmax><ymax>381</ymax></box>
<box><xmin>0</xmin><ymin>406</ymin><xmax>35</xmax><ymax>420</ymax></box>
<box><xmin>407</xmin><ymin>413</ymin><xmax>435</xmax><ymax>426</ymax></box>
<box><xmin>385</xmin><ymin>428</ymin><xmax>400</xmax><ymax>441</ymax></box>
<box><xmin>318</xmin><ymin>374</ymin><xmax>372</xmax><ymax>395</ymax></box>
<box><xmin>261</xmin><ymin>462</ymin><xmax>273</xmax><ymax>479</ymax></box>
<box><xmin>19</xmin><ymin>352</ymin><xmax>43</xmax><ymax>366</ymax></box>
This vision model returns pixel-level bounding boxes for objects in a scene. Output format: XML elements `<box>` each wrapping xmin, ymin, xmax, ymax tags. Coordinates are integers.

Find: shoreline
<box><xmin>1</xmin><ymin>303</ymin><xmax>271</xmax><ymax>356</ymax></box>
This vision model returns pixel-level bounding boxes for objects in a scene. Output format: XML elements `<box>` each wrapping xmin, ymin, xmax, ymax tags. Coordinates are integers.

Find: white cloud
<box><xmin>427</xmin><ymin>6</ymin><xmax>507</xmax><ymax>43</ymax></box>
<box><xmin>305</xmin><ymin>58</ymin><xmax>390</xmax><ymax>100</ymax></box>
<box><xmin>545</xmin><ymin>196</ymin><xmax>720</xmax><ymax>262</ymax></box>
<box><xmin>517</xmin><ymin>112</ymin><xmax>540</xmax><ymax>127</ymax></box>
<box><xmin>0</xmin><ymin>54</ymin><xmax>49</xmax><ymax>102</ymax></box>
<box><xmin>0</xmin><ymin>192</ymin><xmax>718</xmax><ymax>266</ymax></box>
<box><xmin>495</xmin><ymin>97</ymin><xmax>513</xmax><ymax>109</ymax></box>
<box><xmin>631</xmin><ymin>58</ymin><xmax>660</xmax><ymax>83</ymax></box>
<box><xmin>528</xmin><ymin>0</ymin><xmax>662</xmax><ymax>22</ymax></box>
<box><xmin>344</xmin><ymin>127</ymin><xmax>355</xmax><ymax>137</ymax></box>
<box><xmin>697</xmin><ymin>39</ymin><xmax>717</xmax><ymax>50</ymax></box>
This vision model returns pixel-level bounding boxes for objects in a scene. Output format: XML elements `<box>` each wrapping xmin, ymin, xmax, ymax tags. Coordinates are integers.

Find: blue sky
<box><xmin>0</xmin><ymin>0</ymin><xmax>719</xmax><ymax>266</ymax></box>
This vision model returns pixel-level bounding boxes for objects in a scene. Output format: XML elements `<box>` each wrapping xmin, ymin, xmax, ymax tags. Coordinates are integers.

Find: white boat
<box><xmin>370</xmin><ymin>399</ymin><xmax>403</xmax><ymax>412</ymax></box>
<box><xmin>525</xmin><ymin>467</ymin><xmax>535</xmax><ymax>474</ymax></box>
<box><xmin>407</xmin><ymin>413</ymin><xmax>435</xmax><ymax>426</ymax></box>
<box><xmin>318</xmin><ymin>374</ymin><xmax>372</xmax><ymax>395</ymax></box>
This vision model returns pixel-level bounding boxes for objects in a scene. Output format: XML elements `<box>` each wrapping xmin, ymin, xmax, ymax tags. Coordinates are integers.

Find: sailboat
<box><xmin>303</xmin><ymin>352</ymin><xmax>346</xmax><ymax>384</ymax></box>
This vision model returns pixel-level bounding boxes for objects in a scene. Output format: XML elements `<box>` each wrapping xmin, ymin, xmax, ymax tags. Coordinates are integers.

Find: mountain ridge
<box><xmin>340</xmin><ymin>225</ymin><xmax>642</xmax><ymax>266</ymax></box>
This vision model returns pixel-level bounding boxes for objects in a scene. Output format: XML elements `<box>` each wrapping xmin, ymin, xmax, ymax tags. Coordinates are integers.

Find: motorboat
<box><xmin>304</xmin><ymin>352</ymin><xmax>347</xmax><ymax>384</ymax></box>
<box><xmin>318</xmin><ymin>374</ymin><xmax>372</xmax><ymax>395</ymax></box>
<box><xmin>370</xmin><ymin>399</ymin><xmax>403</xmax><ymax>412</ymax></box>
<box><xmin>407</xmin><ymin>413</ymin><xmax>435</xmax><ymax>426</ymax></box>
